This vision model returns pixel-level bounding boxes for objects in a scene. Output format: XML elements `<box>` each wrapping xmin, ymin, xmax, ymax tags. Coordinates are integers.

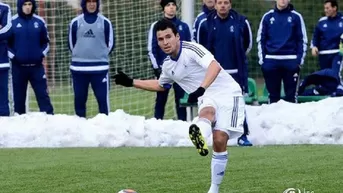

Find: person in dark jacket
<box><xmin>0</xmin><ymin>2</ymin><xmax>12</xmax><ymax>116</ymax></box>
<box><xmin>206</xmin><ymin>0</ymin><xmax>252</xmax><ymax>146</ymax></box>
<box><xmin>192</xmin><ymin>0</ymin><xmax>215</xmax><ymax>46</ymax></box>
<box><xmin>257</xmin><ymin>0</ymin><xmax>308</xmax><ymax>103</ymax></box>
<box><xmin>147</xmin><ymin>0</ymin><xmax>191</xmax><ymax>121</ymax></box>
<box><xmin>8</xmin><ymin>0</ymin><xmax>53</xmax><ymax>115</ymax></box>
<box><xmin>311</xmin><ymin>0</ymin><xmax>343</xmax><ymax>73</ymax></box>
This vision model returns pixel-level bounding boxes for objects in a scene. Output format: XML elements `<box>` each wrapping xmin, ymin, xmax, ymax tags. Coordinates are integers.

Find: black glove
<box><xmin>188</xmin><ymin>87</ymin><xmax>205</xmax><ymax>103</ymax></box>
<box><xmin>114</xmin><ymin>71</ymin><xmax>133</xmax><ymax>87</ymax></box>
<box><xmin>153</xmin><ymin>68</ymin><xmax>162</xmax><ymax>79</ymax></box>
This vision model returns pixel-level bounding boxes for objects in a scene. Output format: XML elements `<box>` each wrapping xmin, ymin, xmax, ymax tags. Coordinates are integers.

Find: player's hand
<box><xmin>114</xmin><ymin>71</ymin><xmax>133</xmax><ymax>87</ymax></box>
<box><xmin>188</xmin><ymin>87</ymin><xmax>205</xmax><ymax>103</ymax></box>
<box><xmin>311</xmin><ymin>47</ymin><xmax>318</xmax><ymax>56</ymax></box>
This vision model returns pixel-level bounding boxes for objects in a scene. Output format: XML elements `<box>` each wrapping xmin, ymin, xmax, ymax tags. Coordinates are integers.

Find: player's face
<box><xmin>22</xmin><ymin>2</ymin><xmax>33</xmax><ymax>15</ymax></box>
<box><xmin>215</xmin><ymin>0</ymin><xmax>231</xmax><ymax>15</ymax></box>
<box><xmin>164</xmin><ymin>3</ymin><xmax>177</xmax><ymax>18</ymax></box>
<box><xmin>203</xmin><ymin>0</ymin><xmax>215</xmax><ymax>9</ymax></box>
<box><xmin>156</xmin><ymin>28</ymin><xmax>180</xmax><ymax>55</ymax></box>
<box><xmin>86</xmin><ymin>0</ymin><xmax>97</xmax><ymax>13</ymax></box>
<box><xmin>276</xmin><ymin>0</ymin><xmax>289</xmax><ymax>9</ymax></box>
<box><xmin>324</xmin><ymin>2</ymin><xmax>337</xmax><ymax>17</ymax></box>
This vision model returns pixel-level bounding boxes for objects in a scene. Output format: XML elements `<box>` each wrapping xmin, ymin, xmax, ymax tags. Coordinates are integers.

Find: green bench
<box><xmin>257</xmin><ymin>83</ymin><xmax>329</xmax><ymax>104</ymax></box>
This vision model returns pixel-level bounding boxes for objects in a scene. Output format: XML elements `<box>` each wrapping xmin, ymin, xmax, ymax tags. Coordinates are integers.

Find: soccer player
<box><xmin>8</xmin><ymin>0</ymin><xmax>53</xmax><ymax>115</ymax></box>
<box><xmin>115</xmin><ymin>19</ymin><xmax>245</xmax><ymax>193</ymax></box>
<box><xmin>148</xmin><ymin>0</ymin><xmax>191</xmax><ymax>121</ymax></box>
<box><xmin>68</xmin><ymin>0</ymin><xmax>114</xmax><ymax>117</ymax></box>
<box><xmin>0</xmin><ymin>2</ymin><xmax>12</xmax><ymax>116</ymax></box>
<box><xmin>192</xmin><ymin>0</ymin><xmax>215</xmax><ymax>46</ymax></box>
<box><xmin>257</xmin><ymin>0</ymin><xmax>307</xmax><ymax>103</ymax></box>
<box><xmin>206</xmin><ymin>0</ymin><xmax>252</xmax><ymax>146</ymax></box>
<box><xmin>311</xmin><ymin>0</ymin><xmax>343</xmax><ymax>74</ymax></box>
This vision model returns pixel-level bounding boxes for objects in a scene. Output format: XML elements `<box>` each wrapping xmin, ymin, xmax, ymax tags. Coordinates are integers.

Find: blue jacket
<box><xmin>0</xmin><ymin>2</ymin><xmax>12</xmax><ymax>70</ymax></box>
<box><xmin>298</xmin><ymin>69</ymin><xmax>341</xmax><ymax>96</ymax></box>
<box><xmin>257</xmin><ymin>4</ymin><xmax>308</xmax><ymax>66</ymax></box>
<box><xmin>207</xmin><ymin>10</ymin><xmax>252</xmax><ymax>92</ymax></box>
<box><xmin>8</xmin><ymin>0</ymin><xmax>49</xmax><ymax>66</ymax></box>
<box><xmin>68</xmin><ymin>0</ymin><xmax>115</xmax><ymax>73</ymax></box>
<box><xmin>148</xmin><ymin>17</ymin><xmax>191</xmax><ymax>69</ymax></box>
<box><xmin>192</xmin><ymin>4</ymin><xmax>215</xmax><ymax>46</ymax></box>
<box><xmin>311</xmin><ymin>12</ymin><xmax>343</xmax><ymax>54</ymax></box>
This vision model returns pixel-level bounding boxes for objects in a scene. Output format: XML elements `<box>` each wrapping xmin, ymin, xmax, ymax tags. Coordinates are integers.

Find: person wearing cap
<box><xmin>68</xmin><ymin>0</ymin><xmax>115</xmax><ymax>117</ymax></box>
<box><xmin>147</xmin><ymin>0</ymin><xmax>191</xmax><ymax>121</ymax></box>
<box><xmin>8</xmin><ymin>0</ymin><xmax>53</xmax><ymax>115</ymax></box>
<box><xmin>257</xmin><ymin>0</ymin><xmax>308</xmax><ymax>103</ymax></box>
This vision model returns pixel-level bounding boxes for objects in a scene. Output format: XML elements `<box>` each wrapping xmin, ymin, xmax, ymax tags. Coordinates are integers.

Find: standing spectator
<box><xmin>207</xmin><ymin>0</ymin><xmax>252</xmax><ymax>146</ymax></box>
<box><xmin>192</xmin><ymin>0</ymin><xmax>215</xmax><ymax>46</ymax></box>
<box><xmin>311</xmin><ymin>0</ymin><xmax>343</xmax><ymax>76</ymax></box>
<box><xmin>257</xmin><ymin>0</ymin><xmax>307</xmax><ymax>103</ymax></box>
<box><xmin>68</xmin><ymin>0</ymin><xmax>115</xmax><ymax>117</ymax></box>
<box><xmin>0</xmin><ymin>2</ymin><xmax>12</xmax><ymax>116</ymax></box>
<box><xmin>8</xmin><ymin>0</ymin><xmax>53</xmax><ymax>115</ymax></box>
<box><xmin>147</xmin><ymin>0</ymin><xmax>191</xmax><ymax>121</ymax></box>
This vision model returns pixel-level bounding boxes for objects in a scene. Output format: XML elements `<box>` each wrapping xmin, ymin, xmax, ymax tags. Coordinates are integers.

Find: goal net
<box><xmin>4</xmin><ymin>0</ymin><xmax>341</xmax><ymax>118</ymax></box>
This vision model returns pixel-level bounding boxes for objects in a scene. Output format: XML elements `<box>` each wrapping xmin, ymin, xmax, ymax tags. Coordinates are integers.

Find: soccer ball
<box><xmin>117</xmin><ymin>189</ymin><xmax>137</xmax><ymax>193</ymax></box>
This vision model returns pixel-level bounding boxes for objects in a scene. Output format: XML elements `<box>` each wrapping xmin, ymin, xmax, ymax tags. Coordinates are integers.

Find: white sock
<box><xmin>208</xmin><ymin>151</ymin><xmax>228</xmax><ymax>193</ymax></box>
<box><xmin>195</xmin><ymin>117</ymin><xmax>212</xmax><ymax>139</ymax></box>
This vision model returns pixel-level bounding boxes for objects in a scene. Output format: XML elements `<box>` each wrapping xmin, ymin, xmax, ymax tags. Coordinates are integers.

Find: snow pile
<box><xmin>1</xmin><ymin>97</ymin><xmax>343</xmax><ymax>148</ymax></box>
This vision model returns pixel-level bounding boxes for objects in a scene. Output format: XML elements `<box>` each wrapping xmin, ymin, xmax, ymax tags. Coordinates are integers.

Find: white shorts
<box><xmin>197</xmin><ymin>96</ymin><xmax>245</xmax><ymax>139</ymax></box>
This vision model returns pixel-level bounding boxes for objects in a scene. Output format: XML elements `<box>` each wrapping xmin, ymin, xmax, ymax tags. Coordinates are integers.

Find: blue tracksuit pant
<box><xmin>12</xmin><ymin>64</ymin><xmax>53</xmax><ymax>115</ymax></box>
<box><xmin>72</xmin><ymin>71</ymin><xmax>109</xmax><ymax>118</ymax></box>
<box><xmin>154</xmin><ymin>82</ymin><xmax>187</xmax><ymax>121</ymax></box>
<box><xmin>0</xmin><ymin>70</ymin><xmax>9</xmax><ymax>116</ymax></box>
<box><xmin>319</xmin><ymin>53</ymin><xmax>342</xmax><ymax>71</ymax></box>
<box><xmin>262</xmin><ymin>59</ymin><xmax>300</xmax><ymax>103</ymax></box>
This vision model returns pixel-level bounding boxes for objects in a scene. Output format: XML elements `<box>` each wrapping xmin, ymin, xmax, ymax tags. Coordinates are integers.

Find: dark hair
<box><xmin>153</xmin><ymin>19</ymin><xmax>178</xmax><ymax>35</ymax></box>
<box><xmin>324</xmin><ymin>0</ymin><xmax>338</xmax><ymax>8</ymax></box>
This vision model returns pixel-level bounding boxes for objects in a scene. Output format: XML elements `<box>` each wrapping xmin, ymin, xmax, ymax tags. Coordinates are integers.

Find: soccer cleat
<box><xmin>189</xmin><ymin>124</ymin><xmax>209</xmax><ymax>156</ymax></box>
<box><xmin>237</xmin><ymin>134</ymin><xmax>253</xmax><ymax>146</ymax></box>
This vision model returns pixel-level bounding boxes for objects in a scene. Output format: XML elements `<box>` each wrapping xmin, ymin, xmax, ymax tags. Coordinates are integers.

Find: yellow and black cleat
<box><xmin>189</xmin><ymin>124</ymin><xmax>209</xmax><ymax>156</ymax></box>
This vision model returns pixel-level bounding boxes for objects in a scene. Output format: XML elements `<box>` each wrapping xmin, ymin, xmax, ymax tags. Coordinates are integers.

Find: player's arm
<box><xmin>104</xmin><ymin>18</ymin><xmax>115</xmax><ymax>54</ymax></box>
<box><xmin>184</xmin><ymin>23</ymin><xmax>191</xmax><ymax>41</ymax></box>
<box><xmin>40</xmin><ymin>18</ymin><xmax>50</xmax><ymax>58</ymax></box>
<box><xmin>311</xmin><ymin>22</ymin><xmax>320</xmax><ymax>56</ymax></box>
<box><xmin>200</xmin><ymin>60</ymin><xmax>221</xmax><ymax>89</ymax></box>
<box><xmin>256</xmin><ymin>13</ymin><xmax>268</xmax><ymax>65</ymax></box>
<box><xmin>68</xmin><ymin>18</ymin><xmax>78</xmax><ymax>52</ymax></box>
<box><xmin>133</xmin><ymin>79</ymin><xmax>165</xmax><ymax>92</ymax></box>
<box><xmin>147</xmin><ymin>22</ymin><xmax>161</xmax><ymax>77</ymax></box>
<box><xmin>295</xmin><ymin>13</ymin><xmax>308</xmax><ymax>66</ymax></box>
<box><xmin>243</xmin><ymin>18</ymin><xmax>253</xmax><ymax>55</ymax></box>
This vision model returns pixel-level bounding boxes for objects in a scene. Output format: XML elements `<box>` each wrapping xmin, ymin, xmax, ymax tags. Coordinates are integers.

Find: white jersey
<box><xmin>158</xmin><ymin>41</ymin><xmax>242</xmax><ymax>98</ymax></box>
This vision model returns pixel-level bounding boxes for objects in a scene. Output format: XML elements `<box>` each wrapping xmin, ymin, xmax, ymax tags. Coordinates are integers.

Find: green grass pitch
<box><xmin>0</xmin><ymin>145</ymin><xmax>342</xmax><ymax>193</ymax></box>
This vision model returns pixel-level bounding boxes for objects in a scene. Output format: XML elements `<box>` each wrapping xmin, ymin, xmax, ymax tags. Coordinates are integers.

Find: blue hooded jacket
<box><xmin>207</xmin><ymin>9</ymin><xmax>252</xmax><ymax>93</ymax></box>
<box><xmin>8</xmin><ymin>0</ymin><xmax>49</xmax><ymax>65</ymax></box>
<box><xmin>192</xmin><ymin>4</ymin><xmax>215</xmax><ymax>46</ymax></box>
<box><xmin>0</xmin><ymin>2</ymin><xmax>12</xmax><ymax>70</ymax></box>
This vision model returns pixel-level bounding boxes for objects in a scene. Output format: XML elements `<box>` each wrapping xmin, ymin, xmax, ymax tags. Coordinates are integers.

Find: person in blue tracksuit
<box><xmin>192</xmin><ymin>0</ymin><xmax>215</xmax><ymax>46</ymax></box>
<box><xmin>311</xmin><ymin>0</ymin><xmax>343</xmax><ymax>76</ymax></box>
<box><xmin>8</xmin><ymin>0</ymin><xmax>53</xmax><ymax>115</ymax></box>
<box><xmin>68</xmin><ymin>0</ymin><xmax>115</xmax><ymax>118</ymax></box>
<box><xmin>0</xmin><ymin>2</ymin><xmax>12</xmax><ymax>116</ymax></box>
<box><xmin>147</xmin><ymin>0</ymin><xmax>190</xmax><ymax>121</ymax></box>
<box><xmin>257</xmin><ymin>0</ymin><xmax>308</xmax><ymax>103</ymax></box>
<box><xmin>207</xmin><ymin>0</ymin><xmax>252</xmax><ymax>146</ymax></box>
